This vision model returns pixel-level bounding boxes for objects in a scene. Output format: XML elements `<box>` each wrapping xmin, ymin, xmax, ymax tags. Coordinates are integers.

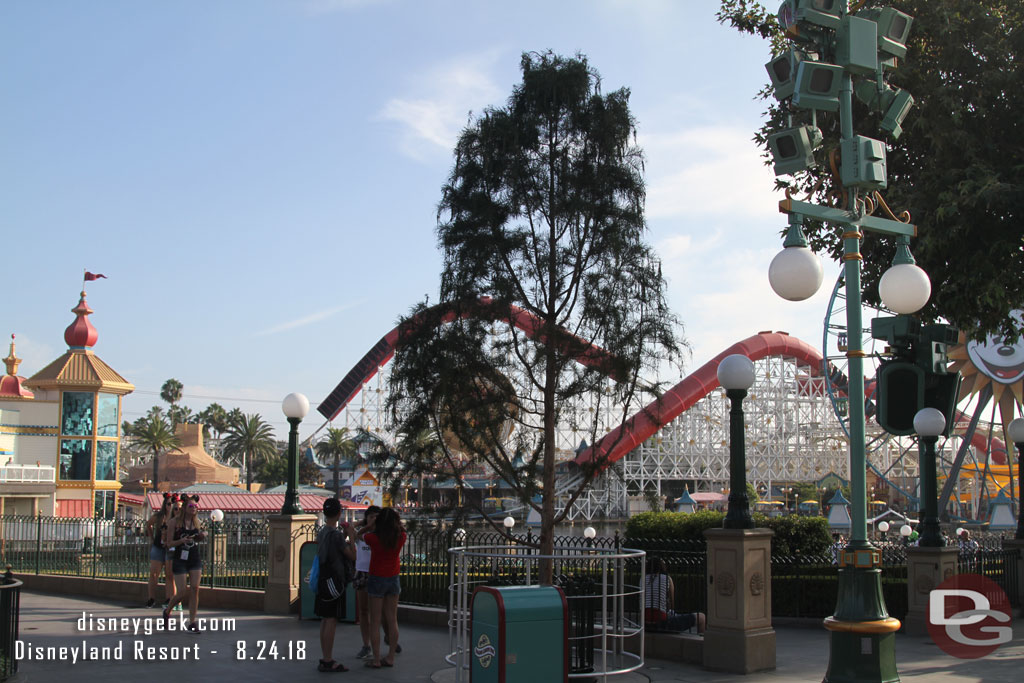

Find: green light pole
<box><xmin>718</xmin><ymin>354</ymin><xmax>756</xmax><ymax>529</ymax></box>
<box><xmin>913</xmin><ymin>408</ymin><xmax>946</xmax><ymax>547</ymax></box>
<box><xmin>281</xmin><ymin>392</ymin><xmax>309</xmax><ymax>516</ymax></box>
<box><xmin>766</xmin><ymin>3</ymin><xmax>926</xmax><ymax>681</ymax></box>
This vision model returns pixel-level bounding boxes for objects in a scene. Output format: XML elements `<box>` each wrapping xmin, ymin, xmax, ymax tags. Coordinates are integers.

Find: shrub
<box><xmin>625</xmin><ymin>510</ymin><xmax>833</xmax><ymax>555</ymax></box>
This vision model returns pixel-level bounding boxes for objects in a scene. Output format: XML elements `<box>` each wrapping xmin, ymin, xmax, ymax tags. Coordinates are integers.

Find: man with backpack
<box><xmin>316</xmin><ymin>497</ymin><xmax>356</xmax><ymax>673</ymax></box>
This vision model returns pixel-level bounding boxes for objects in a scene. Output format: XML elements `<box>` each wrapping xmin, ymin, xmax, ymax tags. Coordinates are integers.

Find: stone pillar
<box><xmin>1001</xmin><ymin>538</ymin><xmax>1024</xmax><ymax>617</ymax></box>
<box><xmin>703</xmin><ymin>528</ymin><xmax>775</xmax><ymax>674</ymax></box>
<box><xmin>264</xmin><ymin>513</ymin><xmax>317</xmax><ymax>614</ymax></box>
<box><xmin>904</xmin><ymin>545</ymin><xmax>958</xmax><ymax>635</ymax></box>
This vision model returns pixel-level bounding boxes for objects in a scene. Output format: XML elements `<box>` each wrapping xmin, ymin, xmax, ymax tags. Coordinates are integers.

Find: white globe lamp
<box><xmin>583</xmin><ymin>526</ymin><xmax>596</xmax><ymax>539</ymax></box>
<box><xmin>879</xmin><ymin>263</ymin><xmax>931</xmax><ymax>314</ymax></box>
<box><xmin>717</xmin><ymin>354</ymin><xmax>756</xmax><ymax>391</ymax></box>
<box><xmin>899</xmin><ymin>524</ymin><xmax>912</xmax><ymax>537</ymax></box>
<box><xmin>769</xmin><ymin>246</ymin><xmax>824</xmax><ymax>301</ymax></box>
<box><xmin>210</xmin><ymin>509</ymin><xmax>224</xmax><ymax>523</ymax></box>
<box><xmin>877</xmin><ymin>521</ymin><xmax>889</xmax><ymax>533</ymax></box>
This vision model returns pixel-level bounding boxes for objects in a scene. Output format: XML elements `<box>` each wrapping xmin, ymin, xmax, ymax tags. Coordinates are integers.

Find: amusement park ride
<box><xmin>310</xmin><ymin>296</ymin><xmax>1023</xmax><ymax>524</ymax></box>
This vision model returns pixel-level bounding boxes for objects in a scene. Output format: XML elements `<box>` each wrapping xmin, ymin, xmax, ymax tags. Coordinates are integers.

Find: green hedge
<box><xmin>625</xmin><ymin>510</ymin><xmax>833</xmax><ymax>555</ymax></box>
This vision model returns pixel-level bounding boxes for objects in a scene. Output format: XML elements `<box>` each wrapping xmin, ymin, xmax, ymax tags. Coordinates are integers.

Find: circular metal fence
<box><xmin>447</xmin><ymin>543</ymin><xmax>646</xmax><ymax>681</ymax></box>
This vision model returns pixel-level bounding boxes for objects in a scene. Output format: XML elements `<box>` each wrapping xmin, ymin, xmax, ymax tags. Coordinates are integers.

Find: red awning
<box><xmin>144</xmin><ymin>492</ymin><xmax>367</xmax><ymax>514</ymax></box>
<box><xmin>55</xmin><ymin>499</ymin><xmax>92</xmax><ymax>517</ymax></box>
<box><xmin>117</xmin><ymin>493</ymin><xmax>145</xmax><ymax>506</ymax></box>
<box><xmin>690</xmin><ymin>492</ymin><xmax>726</xmax><ymax>502</ymax></box>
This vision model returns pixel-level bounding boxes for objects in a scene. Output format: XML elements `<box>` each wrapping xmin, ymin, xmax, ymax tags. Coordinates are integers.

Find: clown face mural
<box><xmin>965</xmin><ymin>310</ymin><xmax>1024</xmax><ymax>385</ymax></box>
<box><xmin>948</xmin><ymin>310</ymin><xmax>1024</xmax><ymax>466</ymax></box>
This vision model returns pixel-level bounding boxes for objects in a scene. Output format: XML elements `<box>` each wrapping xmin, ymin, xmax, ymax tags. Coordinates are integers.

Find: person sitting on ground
<box><xmin>644</xmin><ymin>557</ymin><xmax>705</xmax><ymax>634</ymax></box>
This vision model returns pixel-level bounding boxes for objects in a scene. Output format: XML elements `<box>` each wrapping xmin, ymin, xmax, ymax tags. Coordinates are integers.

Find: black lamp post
<box><xmin>1008</xmin><ymin>417</ymin><xmax>1024</xmax><ymax>541</ymax></box>
<box><xmin>718</xmin><ymin>353</ymin><xmax>755</xmax><ymax>529</ymax></box>
<box><xmin>281</xmin><ymin>392</ymin><xmax>309</xmax><ymax>516</ymax></box>
<box><xmin>914</xmin><ymin>408</ymin><xmax>946</xmax><ymax>547</ymax></box>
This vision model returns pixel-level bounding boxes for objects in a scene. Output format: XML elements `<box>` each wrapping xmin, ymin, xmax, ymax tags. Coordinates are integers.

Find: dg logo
<box><xmin>475</xmin><ymin>633</ymin><xmax>496</xmax><ymax>668</ymax></box>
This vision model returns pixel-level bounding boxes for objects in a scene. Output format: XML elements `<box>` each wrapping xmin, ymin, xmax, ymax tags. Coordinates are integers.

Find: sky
<box><xmin>2</xmin><ymin>0</ymin><xmax>844</xmax><ymax>441</ymax></box>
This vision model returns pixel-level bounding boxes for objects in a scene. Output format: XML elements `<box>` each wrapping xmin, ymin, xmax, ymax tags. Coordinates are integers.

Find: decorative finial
<box><xmin>64</xmin><ymin>291</ymin><xmax>98</xmax><ymax>349</ymax></box>
<box><xmin>3</xmin><ymin>334</ymin><xmax>20</xmax><ymax>376</ymax></box>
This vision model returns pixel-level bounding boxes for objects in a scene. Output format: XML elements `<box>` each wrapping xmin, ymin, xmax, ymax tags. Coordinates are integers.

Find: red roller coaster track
<box><xmin>318</xmin><ymin>303</ymin><xmax>1006</xmax><ymax>475</ymax></box>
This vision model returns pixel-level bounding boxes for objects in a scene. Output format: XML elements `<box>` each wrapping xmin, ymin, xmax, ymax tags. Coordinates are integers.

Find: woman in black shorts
<box><xmin>162</xmin><ymin>495</ymin><xmax>206</xmax><ymax>630</ymax></box>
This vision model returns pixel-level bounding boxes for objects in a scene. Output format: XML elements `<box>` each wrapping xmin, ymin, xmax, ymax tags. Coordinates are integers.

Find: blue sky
<box><xmin>2</xmin><ymin>0</ymin><xmax>842</xmax><ymax>440</ymax></box>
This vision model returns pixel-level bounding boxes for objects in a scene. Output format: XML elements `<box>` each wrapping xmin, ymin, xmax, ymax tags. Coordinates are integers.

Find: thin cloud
<box><xmin>378</xmin><ymin>51</ymin><xmax>505</xmax><ymax>160</ymax></box>
<box><xmin>642</xmin><ymin>126</ymin><xmax>778</xmax><ymax>220</ymax></box>
<box><xmin>255</xmin><ymin>302</ymin><xmax>362</xmax><ymax>337</ymax></box>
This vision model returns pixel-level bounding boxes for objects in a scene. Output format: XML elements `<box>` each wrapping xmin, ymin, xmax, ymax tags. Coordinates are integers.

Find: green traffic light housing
<box><xmin>792</xmin><ymin>61</ymin><xmax>844</xmax><ymax>112</ymax></box>
<box><xmin>857</xmin><ymin>7</ymin><xmax>914</xmax><ymax>59</ymax></box>
<box><xmin>840</xmin><ymin>135</ymin><xmax>887</xmax><ymax>189</ymax></box>
<box><xmin>855</xmin><ymin>81</ymin><xmax>915</xmax><ymax>139</ymax></box>
<box><xmin>837</xmin><ymin>14</ymin><xmax>878</xmax><ymax>75</ymax></box>
<box><xmin>794</xmin><ymin>0</ymin><xmax>842</xmax><ymax>30</ymax></box>
<box><xmin>765</xmin><ymin>48</ymin><xmax>816</xmax><ymax>100</ymax></box>
<box><xmin>767</xmin><ymin>125</ymin><xmax>823</xmax><ymax>176</ymax></box>
<box><xmin>881</xmin><ymin>88</ymin><xmax>914</xmax><ymax>139</ymax></box>
<box><xmin>876</xmin><ymin>361</ymin><xmax>924</xmax><ymax>436</ymax></box>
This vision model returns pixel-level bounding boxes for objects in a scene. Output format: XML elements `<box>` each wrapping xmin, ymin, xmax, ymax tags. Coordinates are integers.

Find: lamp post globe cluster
<box><xmin>760</xmin><ymin>3</ymin><xmax>933</xmax><ymax>680</ymax></box>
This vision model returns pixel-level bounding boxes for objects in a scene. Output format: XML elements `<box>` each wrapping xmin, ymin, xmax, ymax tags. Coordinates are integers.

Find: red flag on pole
<box><xmin>84</xmin><ymin>272</ymin><xmax>107</xmax><ymax>281</ymax></box>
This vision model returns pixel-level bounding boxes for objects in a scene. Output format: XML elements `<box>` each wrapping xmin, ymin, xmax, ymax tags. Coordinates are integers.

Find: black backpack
<box><xmin>316</xmin><ymin>527</ymin><xmax>353</xmax><ymax>601</ymax></box>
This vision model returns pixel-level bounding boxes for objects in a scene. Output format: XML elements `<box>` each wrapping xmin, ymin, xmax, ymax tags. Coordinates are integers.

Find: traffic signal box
<box><xmin>871</xmin><ymin>316</ymin><xmax>962</xmax><ymax>436</ymax></box>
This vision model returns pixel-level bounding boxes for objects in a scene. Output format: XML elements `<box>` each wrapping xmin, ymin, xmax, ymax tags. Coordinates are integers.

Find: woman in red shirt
<box><xmin>358</xmin><ymin>507</ymin><xmax>406</xmax><ymax>668</ymax></box>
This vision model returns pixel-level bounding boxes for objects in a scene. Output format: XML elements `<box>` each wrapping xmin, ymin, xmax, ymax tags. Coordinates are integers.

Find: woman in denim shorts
<box><xmin>358</xmin><ymin>507</ymin><xmax>406</xmax><ymax>669</ymax></box>
<box><xmin>143</xmin><ymin>494</ymin><xmax>174</xmax><ymax>608</ymax></box>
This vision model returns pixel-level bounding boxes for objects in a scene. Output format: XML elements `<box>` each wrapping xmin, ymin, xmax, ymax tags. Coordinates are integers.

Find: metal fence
<box><xmin>0</xmin><ymin>570</ymin><xmax>21</xmax><ymax>681</ymax></box>
<box><xmin>0</xmin><ymin>515</ymin><xmax>268</xmax><ymax>590</ymax></box>
<box><xmin>1</xmin><ymin>515</ymin><xmax>1019</xmax><ymax>619</ymax></box>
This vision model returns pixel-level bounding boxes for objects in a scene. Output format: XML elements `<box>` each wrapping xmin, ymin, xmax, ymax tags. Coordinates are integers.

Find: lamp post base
<box><xmin>703</xmin><ymin>528</ymin><xmax>776</xmax><ymax>674</ymax></box>
<box><xmin>904</xmin><ymin>545</ymin><xmax>958</xmax><ymax>635</ymax></box>
<box><xmin>823</xmin><ymin>558</ymin><xmax>901</xmax><ymax>683</ymax></box>
<box><xmin>1001</xmin><ymin>538</ymin><xmax>1024</xmax><ymax>617</ymax></box>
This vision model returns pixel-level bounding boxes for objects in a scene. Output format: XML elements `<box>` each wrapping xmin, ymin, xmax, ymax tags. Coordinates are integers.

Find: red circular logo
<box><xmin>926</xmin><ymin>573</ymin><xmax>1012</xmax><ymax>659</ymax></box>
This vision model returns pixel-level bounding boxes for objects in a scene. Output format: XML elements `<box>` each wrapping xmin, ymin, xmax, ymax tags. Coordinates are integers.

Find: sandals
<box><xmin>364</xmin><ymin>661</ymin><xmax>382</xmax><ymax>669</ymax></box>
<box><xmin>317</xmin><ymin>660</ymin><xmax>348</xmax><ymax>672</ymax></box>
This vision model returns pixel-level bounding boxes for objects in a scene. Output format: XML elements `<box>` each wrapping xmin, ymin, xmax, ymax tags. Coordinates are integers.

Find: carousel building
<box><xmin>0</xmin><ymin>289</ymin><xmax>135</xmax><ymax>517</ymax></box>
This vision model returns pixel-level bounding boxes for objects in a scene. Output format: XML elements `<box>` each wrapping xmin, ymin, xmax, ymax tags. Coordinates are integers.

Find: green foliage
<box><xmin>316</xmin><ymin>427</ymin><xmax>359</xmax><ymax>494</ymax></box>
<box><xmin>626</xmin><ymin>510</ymin><xmax>833</xmax><ymax>555</ymax></box>
<box><xmin>221</xmin><ymin>412</ymin><xmax>278</xmax><ymax>492</ymax></box>
<box><xmin>717</xmin><ymin>0</ymin><xmax>1024</xmax><ymax>339</ymax></box>
<box><xmin>159</xmin><ymin>378</ymin><xmax>183</xmax><ymax>406</ymax></box>
<box><xmin>127</xmin><ymin>414</ymin><xmax>180</xmax><ymax>490</ymax></box>
<box><xmin>386</xmin><ymin>51</ymin><xmax>685</xmax><ymax>573</ymax></box>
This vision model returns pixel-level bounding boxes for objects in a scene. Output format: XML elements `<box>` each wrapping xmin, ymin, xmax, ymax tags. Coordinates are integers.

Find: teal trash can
<box><xmin>299</xmin><ymin>541</ymin><xmax>355</xmax><ymax>622</ymax></box>
<box><xmin>471</xmin><ymin>585</ymin><xmax>568</xmax><ymax>683</ymax></box>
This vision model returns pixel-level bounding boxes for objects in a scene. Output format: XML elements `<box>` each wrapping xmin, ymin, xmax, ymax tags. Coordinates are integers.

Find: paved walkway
<box><xmin>9</xmin><ymin>591</ymin><xmax>1022</xmax><ymax>682</ymax></box>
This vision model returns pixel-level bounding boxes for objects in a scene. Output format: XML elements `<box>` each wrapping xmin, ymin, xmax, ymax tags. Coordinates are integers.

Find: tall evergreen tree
<box><xmin>387</xmin><ymin>52</ymin><xmax>684</xmax><ymax>583</ymax></box>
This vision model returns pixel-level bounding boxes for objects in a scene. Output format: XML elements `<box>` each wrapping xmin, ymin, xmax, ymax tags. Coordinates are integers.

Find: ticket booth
<box><xmin>470</xmin><ymin>585</ymin><xmax>568</xmax><ymax>682</ymax></box>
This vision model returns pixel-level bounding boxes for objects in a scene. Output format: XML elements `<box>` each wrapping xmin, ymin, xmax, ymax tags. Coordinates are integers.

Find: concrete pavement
<box><xmin>9</xmin><ymin>590</ymin><xmax>1022</xmax><ymax>682</ymax></box>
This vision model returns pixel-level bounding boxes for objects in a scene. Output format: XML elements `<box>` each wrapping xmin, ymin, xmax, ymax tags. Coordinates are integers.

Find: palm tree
<box><xmin>128</xmin><ymin>414</ymin><xmax>180</xmax><ymax>491</ymax></box>
<box><xmin>316</xmin><ymin>427</ymin><xmax>358</xmax><ymax>496</ymax></box>
<box><xmin>160</xmin><ymin>378</ymin><xmax>184</xmax><ymax>406</ymax></box>
<box><xmin>167</xmin><ymin>403</ymin><xmax>193</xmax><ymax>428</ymax></box>
<box><xmin>199</xmin><ymin>403</ymin><xmax>229</xmax><ymax>440</ymax></box>
<box><xmin>222</xmin><ymin>412</ymin><xmax>278</xmax><ymax>491</ymax></box>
